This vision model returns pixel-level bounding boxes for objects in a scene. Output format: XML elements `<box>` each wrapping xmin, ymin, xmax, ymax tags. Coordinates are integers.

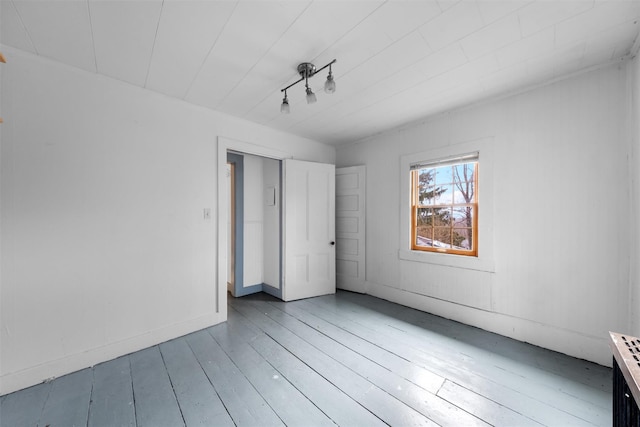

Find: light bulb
<box><xmin>324</xmin><ymin>72</ymin><xmax>336</xmax><ymax>94</ymax></box>
<box><xmin>281</xmin><ymin>99</ymin><xmax>290</xmax><ymax>114</ymax></box>
<box><xmin>280</xmin><ymin>92</ymin><xmax>290</xmax><ymax>114</ymax></box>
<box><xmin>306</xmin><ymin>87</ymin><xmax>317</xmax><ymax>104</ymax></box>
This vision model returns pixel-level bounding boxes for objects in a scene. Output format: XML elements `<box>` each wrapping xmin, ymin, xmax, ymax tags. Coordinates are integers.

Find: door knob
<box><xmin>330</xmin><ymin>241</ymin><xmax>335</xmax><ymax>246</ymax></box>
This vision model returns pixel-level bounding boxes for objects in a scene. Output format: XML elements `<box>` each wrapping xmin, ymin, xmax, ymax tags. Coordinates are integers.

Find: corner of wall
<box><xmin>337</xmin><ymin>62</ymin><xmax>632</xmax><ymax>366</ymax></box>
<box><xmin>630</xmin><ymin>55</ymin><xmax>640</xmax><ymax>336</ymax></box>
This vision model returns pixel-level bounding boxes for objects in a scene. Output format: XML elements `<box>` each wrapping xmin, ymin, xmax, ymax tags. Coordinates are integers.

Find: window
<box><xmin>410</xmin><ymin>153</ymin><xmax>478</xmax><ymax>256</ymax></box>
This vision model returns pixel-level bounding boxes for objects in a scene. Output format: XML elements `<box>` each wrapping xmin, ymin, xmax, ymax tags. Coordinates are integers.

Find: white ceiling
<box><xmin>2</xmin><ymin>0</ymin><xmax>639</xmax><ymax>145</ymax></box>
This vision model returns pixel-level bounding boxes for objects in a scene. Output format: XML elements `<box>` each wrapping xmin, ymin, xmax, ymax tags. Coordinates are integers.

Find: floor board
<box><xmin>208</xmin><ymin>314</ymin><xmax>336</xmax><ymax>427</ymax></box>
<box><xmin>436</xmin><ymin>380</ymin><xmax>542</xmax><ymax>427</ymax></box>
<box><xmin>231</xmin><ymin>298</ymin><xmax>485</xmax><ymax>426</ymax></box>
<box><xmin>227</xmin><ymin>307</ymin><xmax>387</xmax><ymax>427</ymax></box>
<box><xmin>228</xmin><ymin>303</ymin><xmax>436</xmax><ymax>426</ymax></box>
<box><xmin>185</xmin><ymin>329</ymin><xmax>284</xmax><ymax>427</ymax></box>
<box><xmin>304</xmin><ymin>294</ymin><xmax>610</xmax><ymax>425</ymax></box>
<box><xmin>0</xmin><ymin>291</ymin><xmax>612</xmax><ymax>427</ymax></box>
<box><xmin>0</xmin><ymin>381</ymin><xmax>51</xmax><ymax>427</ymax></box>
<box><xmin>38</xmin><ymin>368</ymin><xmax>92</xmax><ymax>427</ymax></box>
<box><xmin>159</xmin><ymin>337</ymin><xmax>234</xmax><ymax>427</ymax></box>
<box><xmin>130</xmin><ymin>346</ymin><xmax>185</xmax><ymax>427</ymax></box>
<box><xmin>88</xmin><ymin>356</ymin><xmax>136</xmax><ymax>427</ymax></box>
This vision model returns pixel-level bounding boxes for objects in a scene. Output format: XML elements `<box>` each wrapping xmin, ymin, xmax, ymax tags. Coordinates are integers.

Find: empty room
<box><xmin>1</xmin><ymin>0</ymin><xmax>640</xmax><ymax>426</ymax></box>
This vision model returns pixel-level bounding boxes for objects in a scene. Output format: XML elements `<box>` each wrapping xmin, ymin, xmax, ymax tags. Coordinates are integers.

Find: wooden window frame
<box><xmin>410</xmin><ymin>161</ymin><xmax>478</xmax><ymax>257</ymax></box>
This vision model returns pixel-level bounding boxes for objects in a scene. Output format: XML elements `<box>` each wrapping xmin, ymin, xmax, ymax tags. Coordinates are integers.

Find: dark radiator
<box><xmin>610</xmin><ymin>332</ymin><xmax>640</xmax><ymax>427</ymax></box>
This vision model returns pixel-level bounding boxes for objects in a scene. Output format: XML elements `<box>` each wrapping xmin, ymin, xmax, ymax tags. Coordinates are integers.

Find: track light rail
<box><xmin>280</xmin><ymin>59</ymin><xmax>336</xmax><ymax>113</ymax></box>
<box><xmin>280</xmin><ymin>59</ymin><xmax>336</xmax><ymax>93</ymax></box>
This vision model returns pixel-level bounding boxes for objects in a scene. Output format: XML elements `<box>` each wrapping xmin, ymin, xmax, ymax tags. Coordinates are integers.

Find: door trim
<box><xmin>227</xmin><ymin>162</ymin><xmax>235</xmax><ymax>292</ymax></box>
<box><xmin>336</xmin><ymin>165</ymin><xmax>366</xmax><ymax>293</ymax></box>
<box><xmin>226</xmin><ymin>153</ymin><xmax>244</xmax><ymax>297</ymax></box>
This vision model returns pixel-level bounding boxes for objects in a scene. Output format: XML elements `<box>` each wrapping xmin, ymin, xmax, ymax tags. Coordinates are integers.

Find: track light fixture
<box><xmin>280</xmin><ymin>59</ymin><xmax>336</xmax><ymax>113</ymax></box>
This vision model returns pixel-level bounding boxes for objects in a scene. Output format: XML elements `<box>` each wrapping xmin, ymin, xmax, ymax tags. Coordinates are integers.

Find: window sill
<box><xmin>398</xmin><ymin>249</ymin><xmax>495</xmax><ymax>273</ymax></box>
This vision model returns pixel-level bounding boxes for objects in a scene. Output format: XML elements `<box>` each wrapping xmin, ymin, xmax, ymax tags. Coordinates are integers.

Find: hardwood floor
<box><xmin>0</xmin><ymin>291</ymin><xmax>612</xmax><ymax>426</ymax></box>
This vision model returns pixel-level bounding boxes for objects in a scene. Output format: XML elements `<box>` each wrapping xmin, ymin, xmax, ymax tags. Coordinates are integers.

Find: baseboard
<box><xmin>365</xmin><ymin>280</ymin><xmax>612</xmax><ymax>367</ymax></box>
<box><xmin>337</xmin><ymin>275</ymin><xmax>366</xmax><ymax>294</ymax></box>
<box><xmin>0</xmin><ymin>312</ymin><xmax>223</xmax><ymax>396</ymax></box>
<box><xmin>263</xmin><ymin>283</ymin><xmax>283</xmax><ymax>299</ymax></box>
<box><xmin>234</xmin><ymin>283</ymin><xmax>263</xmax><ymax>297</ymax></box>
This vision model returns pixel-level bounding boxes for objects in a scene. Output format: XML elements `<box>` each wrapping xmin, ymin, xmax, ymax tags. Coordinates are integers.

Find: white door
<box><xmin>282</xmin><ymin>159</ymin><xmax>335</xmax><ymax>301</ymax></box>
<box><xmin>336</xmin><ymin>166</ymin><xmax>366</xmax><ymax>293</ymax></box>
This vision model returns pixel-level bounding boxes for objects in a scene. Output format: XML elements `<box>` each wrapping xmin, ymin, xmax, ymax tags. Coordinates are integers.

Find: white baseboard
<box><xmin>365</xmin><ymin>280</ymin><xmax>611</xmax><ymax>367</ymax></box>
<box><xmin>336</xmin><ymin>276</ymin><xmax>366</xmax><ymax>294</ymax></box>
<box><xmin>0</xmin><ymin>312</ymin><xmax>223</xmax><ymax>396</ymax></box>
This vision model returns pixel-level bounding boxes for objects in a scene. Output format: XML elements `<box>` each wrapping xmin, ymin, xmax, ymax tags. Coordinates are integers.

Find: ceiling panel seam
<box><xmin>182</xmin><ymin>0</ymin><xmax>241</xmax><ymax>100</ymax></box>
<box><xmin>220</xmin><ymin>1</ymin><xmax>315</xmax><ymax>113</ymax></box>
<box><xmin>143</xmin><ymin>0</ymin><xmax>165</xmax><ymax>89</ymax></box>
<box><xmin>282</xmin><ymin>27</ymin><xmax>444</xmax><ymax>131</ymax></box>
<box><xmin>85</xmin><ymin>0</ymin><xmax>98</xmax><ymax>73</ymax></box>
<box><xmin>278</xmin><ymin>2</ymin><xmax>486</xmax><ymax>131</ymax></box>
<box><xmin>282</xmin><ymin>3</ymin><xmax>620</xmax><ymax>135</ymax></box>
<box><xmin>261</xmin><ymin>2</ymin><xmax>440</xmax><ymax>127</ymax></box>
<box><xmin>305</xmin><ymin>0</ymin><xmax>387</xmax><ymax>72</ymax></box>
<box><xmin>9</xmin><ymin>0</ymin><xmax>38</xmax><ymax>55</ymax></box>
<box><xmin>242</xmin><ymin>0</ymin><xmax>389</xmax><ymax>118</ymax></box>
<box><xmin>2</xmin><ymin>0</ymin><xmax>638</xmax><ymax>145</ymax></box>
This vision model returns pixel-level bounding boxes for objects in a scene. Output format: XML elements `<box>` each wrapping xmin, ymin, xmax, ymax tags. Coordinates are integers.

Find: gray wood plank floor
<box><xmin>0</xmin><ymin>291</ymin><xmax>612</xmax><ymax>427</ymax></box>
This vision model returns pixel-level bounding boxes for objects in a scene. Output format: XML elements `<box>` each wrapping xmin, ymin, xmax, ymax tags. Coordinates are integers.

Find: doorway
<box><xmin>226</xmin><ymin>151</ymin><xmax>282</xmax><ymax>298</ymax></box>
<box><xmin>216</xmin><ymin>137</ymin><xmax>336</xmax><ymax>316</ymax></box>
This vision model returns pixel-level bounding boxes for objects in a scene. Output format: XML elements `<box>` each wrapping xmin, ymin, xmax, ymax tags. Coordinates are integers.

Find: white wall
<box><xmin>0</xmin><ymin>47</ymin><xmax>334</xmax><ymax>395</ymax></box>
<box><xmin>242</xmin><ymin>154</ymin><xmax>264</xmax><ymax>287</ymax></box>
<box><xmin>263</xmin><ymin>158</ymin><xmax>281</xmax><ymax>290</ymax></box>
<box><xmin>337</xmin><ymin>62</ymin><xmax>635</xmax><ymax>365</ymax></box>
<box><xmin>630</xmin><ymin>55</ymin><xmax>640</xmax><ymax>337</ymax></box>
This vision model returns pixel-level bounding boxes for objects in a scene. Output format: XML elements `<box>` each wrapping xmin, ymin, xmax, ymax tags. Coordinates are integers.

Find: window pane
<box><xmin>420</xmin><ymin>185</ymin><xmax>436</xmax><ymax>205</ymax></box>
<box><xmin>435</xmin><ymin>184</ymin><xmax>453</xmax><ymax>205</ymax></box>
<box><xmin>433</xmin><ymin>227</ymin><xmax>452</xmax><ymax>248</ymax></box>
<box><xmin>416</xmin><ymin>207</ymin><xmax>434</xmax><ymax>226</ymax></box>
<box><xmin>418</xmin><ymin>169</ymin><xmax>436</xmax><ymax>205</ymax></box>
<box><xmin>452</xmin><ymin>206</ymin><xmax>474</xmax><ymax>227</ymax></box>
<box><xmin>453</xmin><ymin>163</ymin><xmax>476</xmax><ymax>203</ymax></box>
<box><xmin>453</xmin><ymin>228</ymin><xmax>473</xmax><ymax>249</ymax></box>
<box><xmin>435</xmin><ymin>166</ymin><xmax>453</xmax><ymax>186</ymax></box>
<box><xmin>432</xmin><ymin>207</ymin><xmax>452</xmax><ymax>225</ymax></box>
<box><xmin>453</xmin><ymin>163</ymin><xmax>474</xmax><ymax>181</ymax></box>
<box><xmin>453</xmin><ymin>182</ymin><xmax>475</xmax><ymax>203</ymax></box>
<box><xmin>416</xmin><ymin>234</ymin><xmax>434</xmax><ymax>247</ymax></box>
<box><xmin>415</xmin><ymin>208</ymin><xmax>433</xmax><ymax>247</ymax></box>
<box><xmin>418</xmin><ymin>169</ymin><xmax>435</xmax><ymax>185</ymax></box>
